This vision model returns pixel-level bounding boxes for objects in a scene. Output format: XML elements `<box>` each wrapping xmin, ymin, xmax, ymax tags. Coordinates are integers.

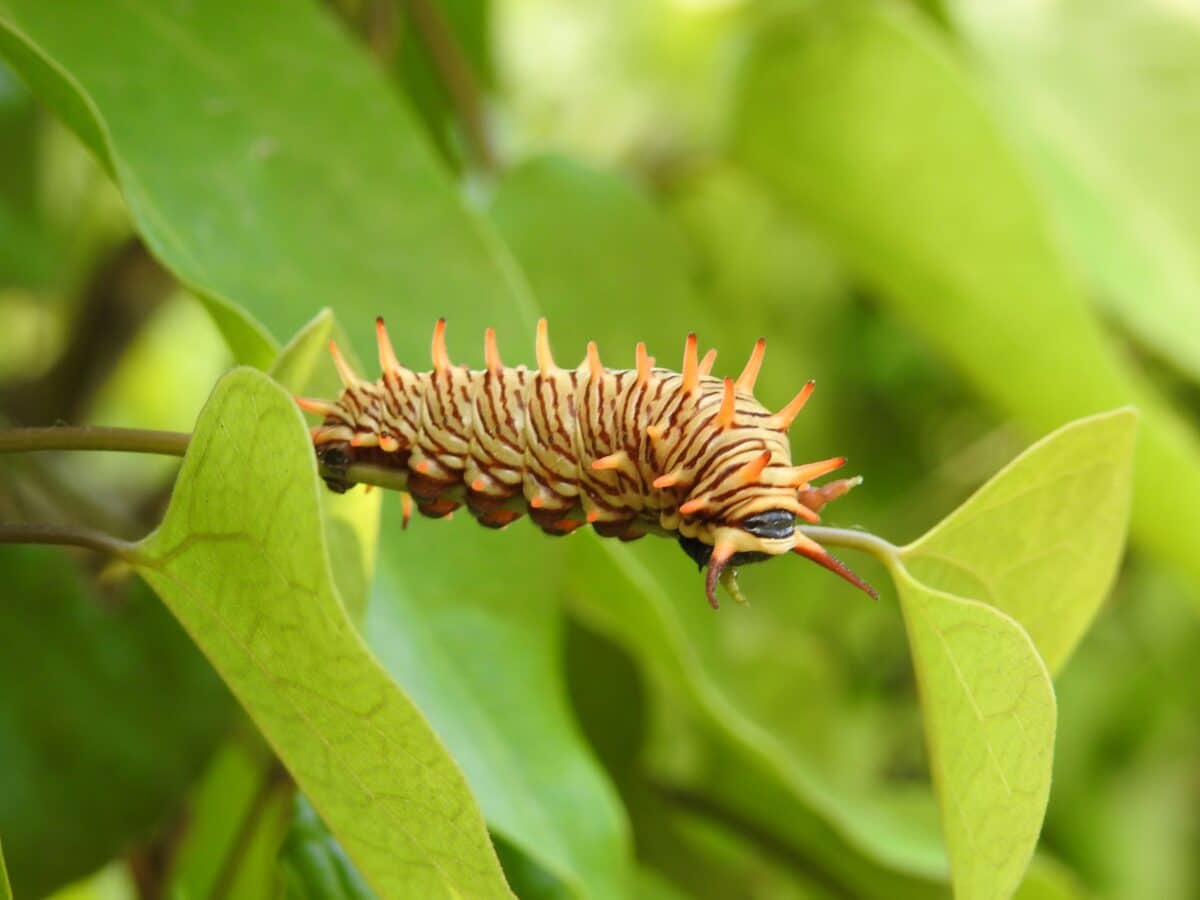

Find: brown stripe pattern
<box><xmin>299</xmin><ymin>318</ymin><xmax>872</xmax><ymax>608</ymax></box>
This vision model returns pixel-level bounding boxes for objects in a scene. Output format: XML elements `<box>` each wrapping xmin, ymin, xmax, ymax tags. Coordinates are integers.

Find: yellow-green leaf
<box><xmin>903</xmin><ymin>409</ymin><xmax>1137</xmax><ymax>674</ymax></box>
<box><xmin>892</xmin><ymin>564</ymin><xmax>1056</xmax><ymax>900</ymax></box>
<box><xmin>733</xmin><ymin>0</ymin><xmax>1200</xmax><ymax>607</ymax></box>
<box><xmin>134</xmin><ymin>368</ymin><xmax>512</xmax><ymax>900</ymax></box>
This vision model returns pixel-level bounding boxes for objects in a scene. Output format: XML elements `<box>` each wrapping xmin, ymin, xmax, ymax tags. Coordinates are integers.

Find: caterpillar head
<box><xmin>679</xmin><ymin>496</ymin><xmax>876</xmax><ymax>609</ymax></box>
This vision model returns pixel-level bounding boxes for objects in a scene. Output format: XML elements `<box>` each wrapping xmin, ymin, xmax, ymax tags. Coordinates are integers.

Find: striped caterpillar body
<box><xmin>299</xmin><ymin>318</ymin><xmax>875</xmax><ymax>609</ymax></box>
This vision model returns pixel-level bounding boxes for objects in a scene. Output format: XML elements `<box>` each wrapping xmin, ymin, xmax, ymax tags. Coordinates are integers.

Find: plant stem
<box><xmin>0</xmin><ymin>522</ymin><xmax>136</xmax><ymax>559</ymax></box>
<box><xmin>0</xmin><ymin>426</ymin><xmax>189</xmax><ymax>456</ymax></box>
<box><xmin>0</xmin><ymin>428</ymin><xmax>904</xmax><ymax>563</ymax></box>
<box><xmin>799</xmin><ymin>525</ymin><xmax>900</xmax><ymax>567</ymax></box>
<box><xmin>400</xmin><ymin>0</ymin><xmax>497</xmax><ymax>172</ymax></box>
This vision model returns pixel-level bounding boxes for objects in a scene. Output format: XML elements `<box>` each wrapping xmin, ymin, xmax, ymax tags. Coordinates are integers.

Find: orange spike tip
<box><xmin>698</xmin><ymin>348</ymin><xmax>717</xmax><ymax>376</ymax></box>
<box><xmin>350</xmin><ymin>433</ymin><xmax>380</xmax><ymax>448</ymax></box>
<box><xmin>766</xmin><ymin>380</ymin><xmax>815</xmax><ymax>430</ymax></box>
<box><xmin>733</xmin><ymin>450</ymin><xmax>772</xmax><ymax>485</ymax></box>
<box><xmin>586</xmin><ymin>509</ymin><xmax>601</xmax><ymax>524</ymax></box>
<box><xmin>536</xmin><ymin>318</ymin><xmax>556</xmax><ymax>374</ymax></box>
<box><xmin>471</xmin><ymin>478</ymin><xmax>486</xmax><ymax>492</ymax></box>
<box><xmin>484</xmin><ymin>327</ymin><xmax>503</xmax><ymax>375</ymax></box>
<box><xmin>328</xmin><ymin>340</ymin><xmax>360</xmax><ymax>388</ymax></box>
<box><xmin>635</xmin><ymin>342</ymin><xmax>652</xmax><ymax>386</ymax></box>
<box><xmin>681</xmin><ymin>333</ymin><xmax>700</xmax><ymax>394</ymax></box>
<box><xmin>792</xmin><ymin>532</ymin><xmax>877</xmax><ymax>600</ymax></box>
<box><xmin>678</xmin><ymin>496</ymin><xmax>708</xmax><ymax>516</ymax></box>
<box><xmin>802</xmin><ymin>474</ymin><xmax>862</xmax><ymax>507</ymax></box>
<box><xmin>400</xmin><ymin>492</ymin><xmax>414</xmax><ymax>529</ymax></box>
<box><xmin>779</xmin><ymin>456</ymin><xmax>846</xmax><ymax>488</ymax></box>
<box><xmin>295</xmin><ymin>396</ymin><xmax>338</xmax><ymax>417</ymax></box>
<box><xmin>587</xmin><ymin>341</ymin><xmax>604</xmax><ymax>379</ymax></box>
<box><xmin>716</xmin><ymin>377</ymin><xmax>736</xmax><ymax>429</ymax></box>
<box><xmin>792</xmin><ymin>502</ymin><xmax>821</xmax><ymax>523</ymax></box>
<box><xmin>431</xmin><ymin>318</ymin><xmax>451</xmax><ymax>373</ymax></box>
<box><xmin>376</xmin><ymin>317</ymin><xmax>401</xmax><ymax>374</ymax></box>
<box><xmin>379</xmin><ymin>434</ymin><xmax>400</xmax><ymax>453</ymax></box>
<box><xmin>735</xmin><ymin>338</ymin><xmax>766</xmax><ymax>393</ymax></box>
<box><xmin>653</xmin><ymin>470</ymin><xmax>686</xmax><ymax>490</ymax></box>
<box><xmin>646</xmin><ymin>423</ymin><xmax>666</xmax><ymax>442</ymax></box>
<box><xmin>530</xmin><ymin>495</ymin><xmax>545</xmax><ymax>509</ymax></box>
<box><xmin>592</xmin><ymin>451</ymin><xmax>628</xmax><ymax>471</ymax></box>
<box><xmin>312</xmin><ymin>425</ymin><xmax>353</xmax><ymax>445</ymax></box>
<box><xmin>415</xmin><ymin>460</ymin><xmax>430</xmax><ymax>474</ymax></box>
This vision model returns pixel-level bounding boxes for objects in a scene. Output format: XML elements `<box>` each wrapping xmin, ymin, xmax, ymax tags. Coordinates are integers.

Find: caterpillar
<box><xmin>298</xmin><ymin>318</ymin><xmax>875</xmax><ymax>609</ymax></box>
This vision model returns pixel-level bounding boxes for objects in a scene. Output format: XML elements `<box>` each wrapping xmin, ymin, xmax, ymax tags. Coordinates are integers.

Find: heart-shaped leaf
<box><xmin>891</xmin><ymin>565</ymin><xmax>1055</xmax><ymax>900</ymax></box>
<box><xmin>134</xmin><ymin>367</ymin><xmax>512</xmax><ymax>899</ymax></box>
<box><xmin>903</xmin><ymin>409</ymin><xmax>1136</xmax><ymax>674</ymax></box>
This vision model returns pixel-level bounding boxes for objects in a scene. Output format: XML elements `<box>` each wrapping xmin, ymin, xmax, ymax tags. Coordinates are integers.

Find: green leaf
<box><xmin>279</xmin><ymin>794</ymin><xmax>375</xmax><ymax>900</ymax></box>
<box><xmin>0</xmin><ymin>0</ymin><xmax>535</xmax><ymax>366</ymax></box>
<box><xmin>166</xmin><ymin>735</ymin><xmax>291</xmax><ymax>900</ymax></box>
<box><xmin>891</xmin><ymin>564</ymin><xmax>1056</xmax><ymax>900</ymax></box>
<box><xmin>949</xmin><ymin>0</ymin><xmax>1200</xmax><ymax>383</ymax></box>
<box><xmin>366</xmin><ymin>514</ymin><xmax>632</xmax><ymax>900</ymax></box>
<box><xmin>133</xmin><ymin>367</ymin><xmax>512</xmax><ymax>900</ymax></box>
<box><xmin>0</xmin><ymin>546</ymin><xmax>230</xmax><ymax>898</ymax></box>
<box><xmin>487</xmin><ymin>155</ymin><xmax>947</xmax><ymax>891</ymax></box>
<box><xmin>0</xmin><ymin>836</ymin><xmax>11</xmax><ymax>900</ymax></box>
<box><xmin>270</xmin><ymin>309</ymin><xmax>380</xmax><ymax>622</ymax></box>
<box><xmin>0</xmin><ymin>7</ymin><xmax>630</xmax><ymax>893</ymax></box>
<box><xmin>903</xmin><ymin>409</ymin><xmax>1137</xmax><ymax>674</ymax></box>
<box><xmin>732</xmin><ymin>0</ymin><xmax>1200</xmax><ymax>606</ymax></box>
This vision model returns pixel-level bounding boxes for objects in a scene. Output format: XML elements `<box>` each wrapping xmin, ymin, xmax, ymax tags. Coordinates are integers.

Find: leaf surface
<box><xmin>733</xmin><ymin>0</ymin><xmax>1200</xmax><ymax>605</ymax></box>
<box><xmin>892</xmin><ymin>565</ymin><xmax>1056</xmax><ymax>900</ymax></box>
<box><xmin>0</xmin><ymin>546</ymin><xmax>229</xmax><ymax>898</ymax></box>
<box><xmin>950</xmin><ymin>0</ymin><xmax>1200</xmax><ymax>382</ymax></box>
<box><xmin>0</xmin><ymin>0</ymin><xmax>534</xmax><ymax>364</ymax></box>
<box><xmin>134</xmin><ymin>368</ymin><xmax>512</xmax><ymax>900</ymax></box>
<box><xmin>903</xmin><ymin>410</ymin><xmax>1136</xmax><ymax>674</ymax></box>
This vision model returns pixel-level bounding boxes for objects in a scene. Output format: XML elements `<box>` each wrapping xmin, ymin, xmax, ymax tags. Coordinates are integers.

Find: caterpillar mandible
<box><xmin>298</xmin><ymin>318</ymin><xmax>876</xmax><ymax>609</ymax></box>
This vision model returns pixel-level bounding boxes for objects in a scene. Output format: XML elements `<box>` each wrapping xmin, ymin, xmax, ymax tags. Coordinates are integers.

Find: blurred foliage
<box><xmin>0</xmin><ymin>0</ymin><xmax>1196</xmax><ymax>899</ymax></box>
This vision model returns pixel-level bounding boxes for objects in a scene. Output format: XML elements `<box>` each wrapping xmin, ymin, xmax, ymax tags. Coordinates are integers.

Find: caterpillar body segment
<box><xmin>303</xmin><ymin>318</ymin><xmax>873</xmax><ymax>608</ymax></box>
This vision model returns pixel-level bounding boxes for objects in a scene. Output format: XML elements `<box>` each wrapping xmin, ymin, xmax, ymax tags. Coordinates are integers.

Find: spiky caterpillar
<box><xmin>299</xmin><ymin>318</ymin><xmax>875</xmax><ymax>608</ymax></box>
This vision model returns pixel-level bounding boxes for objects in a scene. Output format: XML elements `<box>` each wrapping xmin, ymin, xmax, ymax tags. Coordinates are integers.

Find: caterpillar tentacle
<box><xmin>304</xmin><ymin>318</ymin><xmax>871</xmax><ymax>608</ymax></box>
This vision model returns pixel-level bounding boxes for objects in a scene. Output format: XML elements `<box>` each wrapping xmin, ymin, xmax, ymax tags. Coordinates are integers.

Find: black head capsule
<box><xmin>740</xmin><ymin>508</ymin><xmax>797</xmax><ymax>541</ymax></box>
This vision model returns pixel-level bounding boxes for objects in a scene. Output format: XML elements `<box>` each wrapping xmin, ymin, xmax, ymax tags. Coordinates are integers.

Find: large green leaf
<box><xmin>366</xmin><ymin>509</ymin><xmax>632</xmax><ymax>900</ymax></box>
<box><xmin>0</xmin><ymin>0</ymin><xmax>535</xmax><ymax>366</ymax></box>
<box><xmin>949</xmin><ymin>0</ymin><xmax>1200</xmax><ymax>383</ymax></box>
<box><xmin>487</xmin><ymin>155</ymin><xmax>948</xmax><ymax>891</ymax></box>
<box><xmin>903</xmin><ymin>409</ymin><xmax>1136</xmax><ymax>674</ymax></box>
<box><xmin>0</xmin><ymin>836</ymin><xmax>11</xmax><ymax>900</ymax></box>
<box><xmin>0</xmin><ymin>545</ymin><xmax>230</xmax><ymax>898</ymax></box>
<box><xmin>133</xmin><ymin>368</ymin><xmax>512</xmax><ymax>900</ymax></box>
<box><xmin>732</xmin><ymin>0</ymin><xmax>1200</xmax><ymax>605</ymax></box>
<box><xmin>270</xmin><ymin>309</ymin><xmax>380</xmax><ymax>623</ymax></box>
<box><xmin>890</xmin><ymin>565</ymin><xmax>1055</xmax><ymax>900</ymax></box>
<box><xmin>0</xmin><ymin>6</ymin><xmax>631</xmax><ymax>894</ymax></box>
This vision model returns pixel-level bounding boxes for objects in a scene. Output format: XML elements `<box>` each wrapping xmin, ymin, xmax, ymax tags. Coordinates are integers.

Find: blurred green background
<box><xmin>0</xmin><ymin>0</ymin><xmax>1198</xmax><ymax>898</ymax></box>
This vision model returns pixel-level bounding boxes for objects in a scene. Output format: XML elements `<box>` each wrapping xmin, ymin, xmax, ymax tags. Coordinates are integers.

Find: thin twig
<box><xmin>799</xmin><ymin>524</ymin><xmax>900</xmax><ymax>567</ymax></box>
<box><xmin>0</xmin><ymin>428</ymin><xmax>904</xmax><ymax>561</ymax></box>
<box><xmin>0</xmin><ymin>426</ymin><xmax>189</xmax><ymax>456</ymax></box>
<box><xmin>400</xmin><ymin>0</ymin><xmax>497</xmax><ymax>172</ymax></box>
<box><xmin>0</xmin><ymin>522</ymin><xmax>136</xmax><ymax>559</ymax></box>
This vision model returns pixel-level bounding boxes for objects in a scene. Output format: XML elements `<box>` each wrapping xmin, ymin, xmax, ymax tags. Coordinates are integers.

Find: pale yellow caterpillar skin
<box><xmin>300</xmin><ymin>318</ymin><xmax>872</xmax><ymax>608</ymax></box>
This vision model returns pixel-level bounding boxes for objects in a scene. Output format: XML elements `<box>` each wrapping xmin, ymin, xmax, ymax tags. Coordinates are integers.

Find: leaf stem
<box><xmin>400</xmin><ymin>0</ymin><xmax>497</xmax><ymax>172</ymax></box>
<box><xmin>0</xmin><ymin>522</ymin><xmax>136</xmax><ymax>559</ymax></box>
<box><xmin>0</xmin><ymin>426</ymin><xmax>189</xmax><ymax>456</ymax></box>
<box><xmin>799</xmin><ymin>525</ymin><xmax>900</xmax><ymax>567</ymax></box>
<box><xmin>0</xmin><ymin>429</ymin><xmax>904</xmax><ymax>565</ymax></box>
